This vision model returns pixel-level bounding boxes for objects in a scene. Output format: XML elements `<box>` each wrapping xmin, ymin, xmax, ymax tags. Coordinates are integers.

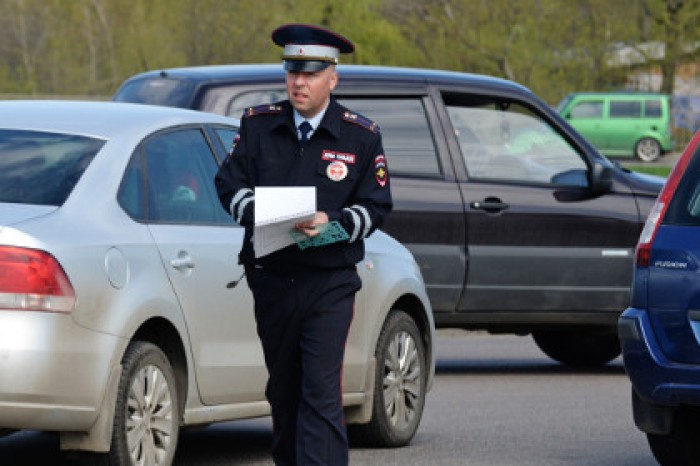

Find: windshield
<box><xmin>555</xmin><ymin>94</ymin><xmax>574</xmax><ymax>114</ymax></box>
<box><xmin>0</xmin><ymin>129</ymin><xmax>105</xmax><ymax>206</ymax></box>
<box><xmin>113</xmin><ymin>78</ymin><xmax>195</xmax><ymax>108</ymax></box>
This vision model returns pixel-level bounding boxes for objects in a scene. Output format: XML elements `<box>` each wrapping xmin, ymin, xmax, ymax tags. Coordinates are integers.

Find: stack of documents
<box><xmin>253</xmin><ymin>186</ymin><xmax>350</xmax><ymax>257</ymax></box>
<box><xmin>254</xmin><ymin>186</ymin><xmax>316</xmax><ymax>258</ymax></box>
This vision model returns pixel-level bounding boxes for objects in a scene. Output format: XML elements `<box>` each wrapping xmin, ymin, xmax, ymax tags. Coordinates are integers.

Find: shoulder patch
<box><xmin>342</xmin><ymin>111</ymin><xmax>379</xmax><ymax>133</ymax></box>
<box><xmin>243</xmin><ymin>104</ymin><xmax>283</xmax><ymax>118</ymax></box>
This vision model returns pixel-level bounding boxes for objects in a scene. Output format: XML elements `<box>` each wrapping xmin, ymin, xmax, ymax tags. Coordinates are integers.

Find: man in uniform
<box><xmin>215</xmin><ymin>23</ymin><xmax>392</xmax><ymax>465</ymax></box>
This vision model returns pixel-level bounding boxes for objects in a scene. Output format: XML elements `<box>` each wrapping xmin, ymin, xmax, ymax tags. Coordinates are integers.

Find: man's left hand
<box><xmin>294</xmin><ymin>211</ymin><xmax>329</xmax><ymax>238</ymax></box>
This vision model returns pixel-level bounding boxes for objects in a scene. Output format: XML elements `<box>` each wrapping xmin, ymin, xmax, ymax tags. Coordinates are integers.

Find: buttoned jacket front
<box><xmin>215</xmin><ymin>98</ymin><xmax>392</xmax><ymax>270</ymax></box>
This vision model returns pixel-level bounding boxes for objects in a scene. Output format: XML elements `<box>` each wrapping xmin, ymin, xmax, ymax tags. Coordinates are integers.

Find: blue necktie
<box><xmin>299</xmin><ymin>121</ymin><xmax>312</xmax><ymax>146</ymax></box>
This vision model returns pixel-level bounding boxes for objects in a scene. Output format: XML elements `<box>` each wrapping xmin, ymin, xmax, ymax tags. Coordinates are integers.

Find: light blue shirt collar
<box><xmin>293</xmin><ymin>102</ymin><xmax>329</xmax><ymax>139</ymax></box>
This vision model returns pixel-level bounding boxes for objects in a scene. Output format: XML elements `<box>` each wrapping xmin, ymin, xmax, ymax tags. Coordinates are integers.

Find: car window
<box><xmin>664</xmin><ymin>147</ymin><xmax>700</xmax><ymax>226</ymax></box>
<box><xmin>610</xmin><ymin>100</ymin><xmax>642</xmax><ymax>118</ymax></box>
<box><xmin>225</xmin><ymin>90</ymin><xmax>288</xmax><ymax>118</ymax></box>
<box><xmin>114</xmin><ymin>78</ymin><xmax>196</xmax><ymax>108</ymax></box>
<box><xmin>336</xmin><ymin>97</ymin><xmax>442</xmax><ymax>178</ymax></box>
<box><xmin>118</xmin><ymin>128</ymin><xmax>232</xmax><ymax>225</ymax></box>
<box><xmin>445</xmin><ymin>100</ymin><xmax>587</xmax><ymax>186</ymax></box>
<box><xmin>212</xmin><ymin>127</ymin><xmax>239</xmax><ymax>156</ymax></box>
<box><xmin>0</xmin><ymin>129</ymin><xmax>104</xmax><ymax>206</ymax></box>
<box><xmin>219</xmin><ymin>92</ymin><xmax>443</xmax><ymax>178</ymax></box>
<box><xmin>645</xmin><ymin>99</ymin><xmax>662</xmax><ymax>117</ymax></box>
<box><xmin>570</xmin><ymin>101</ymin><xmax>604</xmax><ymax>119</ymax></box>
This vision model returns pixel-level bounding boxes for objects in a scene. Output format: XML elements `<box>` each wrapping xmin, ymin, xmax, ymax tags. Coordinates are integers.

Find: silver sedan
<box><xmin>0</xmin><ymin>101</ymin><xmax>435</xmax><ymax>465</ymax></box>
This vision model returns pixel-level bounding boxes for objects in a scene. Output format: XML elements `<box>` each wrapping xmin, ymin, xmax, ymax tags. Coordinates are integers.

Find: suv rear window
<box><xmin>114</xmin><ymin>78</ymin><xmax>196</xmax><ymax>108</ymax></box>
<box><xmin>336</xmin><ymin>97</ymin><xmax>441</xmax><ymax>178</ymax></box>
<box><xmin>0</xmin><ymin>129</ymin><xmax>104</xmax><ymax>206</ymax></box>
<box><xmin>645</xmin><ymin>99</ymin><xmax>662</xmax><ymax>117</ymax></box>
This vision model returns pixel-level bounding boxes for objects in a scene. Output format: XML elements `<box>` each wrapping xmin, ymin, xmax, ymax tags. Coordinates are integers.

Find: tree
<box><xmin>640</xmin><ymin>0</ymin><xmax>700</xmax><ymax>93</ymax></box>
<box><xmin>0</xmin><ymin>0</ymin><xmax>698</xmax><ymax>101</ymax></box>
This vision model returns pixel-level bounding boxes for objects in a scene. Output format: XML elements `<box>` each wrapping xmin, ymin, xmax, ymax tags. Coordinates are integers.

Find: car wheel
<box><xmin>635</xmin><ymin>137</ymin><xmax>662</xmax><ymax>162</ymax></box>
<box><xmin>82</xmin><ymin>341</ymin><xmax>180</xmax><ymax>466</ymax></box>
<box><xmin>647</xmin><ymin>407</ymin><xmax>700</xmax><ymax>466</ymax></box>
<box><xmin>532</xmin><ymin>330</ymin><xmax>620</xmax><ymax>367</ymax></box>
<box><xmin>348</xmin><ymin>310</ymin><xmax>427</xmax><ymax>447</ymax></box>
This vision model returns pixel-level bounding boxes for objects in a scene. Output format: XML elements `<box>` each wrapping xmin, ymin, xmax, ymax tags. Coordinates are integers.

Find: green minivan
<box><xmin>557</xmin><ymin>92</ymin><xmax>674</xmax><ymax>162</ymax></box>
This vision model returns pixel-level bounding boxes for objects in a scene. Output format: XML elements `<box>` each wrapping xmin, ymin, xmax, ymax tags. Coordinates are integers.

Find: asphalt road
<box><xmin>0</xmin><ymin>331</ymin><xmax>657</xmax><ymax>465</ymax></box>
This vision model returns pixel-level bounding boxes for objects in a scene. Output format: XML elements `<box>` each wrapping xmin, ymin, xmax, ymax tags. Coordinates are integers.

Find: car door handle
<box><xmin>170</xmin><ymin>256</ymin><xmax>194</xmax><ymax>270</ymax></box>
<box><xmin>470</xmin><ymin>199</ymin><xmax>509</xmax><ymax>212</ymax></box>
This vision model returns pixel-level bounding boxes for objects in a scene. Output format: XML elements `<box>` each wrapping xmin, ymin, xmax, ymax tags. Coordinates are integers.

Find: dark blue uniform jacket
<box><xmin>215</xmin><ymin>98</ymin><xmax>392</xmax><ymax>271</ymax></box>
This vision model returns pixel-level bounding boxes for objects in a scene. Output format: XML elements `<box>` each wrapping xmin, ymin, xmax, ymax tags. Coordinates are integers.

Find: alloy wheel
<box><xmin>126</xmin><ymin>364</ymin><xmax>175</xmax><ymax>465</ymax></box>
<box><xmin>383</xmin><ymin>330</ymin><xmax>422</xmax><ymax>430</ymax></box>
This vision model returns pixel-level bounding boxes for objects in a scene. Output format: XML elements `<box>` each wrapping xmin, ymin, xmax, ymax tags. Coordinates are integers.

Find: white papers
<box><xmin>254</xmin><ymin>186</ymin><xmax>316</xmax><ymax>258</ymax></box>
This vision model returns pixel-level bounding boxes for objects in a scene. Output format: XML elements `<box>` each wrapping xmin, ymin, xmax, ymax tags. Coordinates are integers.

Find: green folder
<box><xmin>289</xmin><ymin>221</ymin><xmax>350</xmax><ymax>250</ymax></box>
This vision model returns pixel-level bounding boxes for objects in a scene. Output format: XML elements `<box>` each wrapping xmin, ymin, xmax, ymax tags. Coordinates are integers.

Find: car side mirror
<box><xmin>590</xmin><ymin>159</ymin><xmax>613</xmax><ymax>194</ymax></box>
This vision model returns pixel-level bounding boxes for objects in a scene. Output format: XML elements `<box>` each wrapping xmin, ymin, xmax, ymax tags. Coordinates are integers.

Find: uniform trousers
<box><xmin>250</xmin><ymin>265</ymin><xmax>361</xmax><ymax>466</ymax></box>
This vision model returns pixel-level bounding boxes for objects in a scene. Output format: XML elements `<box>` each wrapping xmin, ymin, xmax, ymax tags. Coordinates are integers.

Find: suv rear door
<box><xmin>334</xmin><ymin>86</ymin><xmax>467</xmax><ymax>314</ymax></box>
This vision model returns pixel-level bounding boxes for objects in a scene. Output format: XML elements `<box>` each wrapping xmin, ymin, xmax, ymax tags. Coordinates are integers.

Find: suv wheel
<box><xmin>647</xmin><ymin>407</ymin><xmax>700</xmax><ymax>465</ymax></box>
<box><xmin>532</xmin><ymin>330</ymin><xmax>620</xmax><ymax>367</ymax></box>
<box><xmin>349</xmin><ymin>310</ymin><xmax>427</xmax><ymax>447</ymax></box>
<box><xmin>82</xmin><ymin>341</ymin><xmax>180</xmax><ymax>466</ymax></box>
<box><xmin>635</xmin><ymin>137</ymin><xmax>662</xmax><ymax>162</ymax></box>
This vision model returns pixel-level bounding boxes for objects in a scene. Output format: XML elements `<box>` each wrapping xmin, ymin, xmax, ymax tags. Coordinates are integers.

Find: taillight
<box><xmin>636</xmin><ymin>135</ymin><xmax>700</xmax><ymax>267</ymax></box>
<box><xmin>0</xmin><ymin>246</ymin><xmax>76</xmax><ymax>312</ymax></box>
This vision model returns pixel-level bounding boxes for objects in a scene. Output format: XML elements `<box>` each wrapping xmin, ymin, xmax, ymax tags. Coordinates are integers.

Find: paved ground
<box><xmin>614</xmin><ymin>150</ymin><xmax>680</xmax><ymax>168</ymax></box>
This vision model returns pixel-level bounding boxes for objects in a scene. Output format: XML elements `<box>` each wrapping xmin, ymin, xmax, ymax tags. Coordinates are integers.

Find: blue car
<box><xmin>619</xmin><ymin>132</ymin><xmax>700</xmax><ymax>465</ymax></box>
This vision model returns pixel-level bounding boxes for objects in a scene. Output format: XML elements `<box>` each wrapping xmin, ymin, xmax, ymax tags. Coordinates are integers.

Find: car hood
<box><xmin>0</xmin><ymin>204</ymin><xmax>57</xmax><ymax>229</ymax></box>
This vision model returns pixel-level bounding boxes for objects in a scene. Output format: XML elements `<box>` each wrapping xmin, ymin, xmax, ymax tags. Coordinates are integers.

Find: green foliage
<box><xmin>0</xmin><ymin>0</ymin><xmax>698</xmax><ymax>101</ymax></box>
<box><xmin>625</xmin><ymin>165</ymin><xmax>672</xmax><ymax>177</ymax></box>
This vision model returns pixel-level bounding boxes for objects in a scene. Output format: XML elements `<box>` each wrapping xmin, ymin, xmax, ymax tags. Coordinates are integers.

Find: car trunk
<box><xmin>647</xmin><ymin>225</ymin><xmax>700</xmax><ymax>364</ymax></box>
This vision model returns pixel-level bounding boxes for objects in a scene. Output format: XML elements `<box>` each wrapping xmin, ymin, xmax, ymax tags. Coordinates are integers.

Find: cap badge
<box><xmin>327</xmin><ymin>161</ymin><xmax>348</xmax><ymax>182</ymax></box>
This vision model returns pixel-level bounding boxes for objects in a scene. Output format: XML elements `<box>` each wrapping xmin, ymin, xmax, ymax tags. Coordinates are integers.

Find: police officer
<box><xmin>215</xmin><ymin>23</ymin><xmax>392</xmax><ymax>466</ymax></box>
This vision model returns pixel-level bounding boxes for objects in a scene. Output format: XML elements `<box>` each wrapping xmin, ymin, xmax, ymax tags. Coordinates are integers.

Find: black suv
<box><xmin>115</xmin><ymin>64</ymin><xmax>664</xmax><ymax>366</ymax></box>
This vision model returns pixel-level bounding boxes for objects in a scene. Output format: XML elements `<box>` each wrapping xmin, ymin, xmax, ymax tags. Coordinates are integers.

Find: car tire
<box><xmin>647</xmin><ymin>407</ymin><xmax>700</xmax><ymax>466</ymax></box>
<box><xmin>348</xmin><ymin>310</ymin><xmax>427</xmax><ymax>447</ymax></box>
<box><xmin>81</xmin><ymin>341</ymin><xmax>180</xmax><ymax>466</ymax></box>
<box><xmin>635</xmin><ymin>137</ymin><xmax>662</xmax><ymax>162</ymax></box>
<box><xmin>532</xmin><ymin>330</ymin><xmax>620</xmax><ymax>367</ymax></box>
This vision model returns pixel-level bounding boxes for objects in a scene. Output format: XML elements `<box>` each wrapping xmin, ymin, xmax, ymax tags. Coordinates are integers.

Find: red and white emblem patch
<box><xmin>322</xmin><ymin>150</ymin><xmax>356</xmax><ymax>164</ymax></box>
<box><xmin>327</xmin><ymin>161</ymin><xmax>348</xmax><ymax>182</ymax></box>
<box><xmin>375</xmin><ymin>154</ymin><xmax>388</xmax><ymax>187</ymax></box>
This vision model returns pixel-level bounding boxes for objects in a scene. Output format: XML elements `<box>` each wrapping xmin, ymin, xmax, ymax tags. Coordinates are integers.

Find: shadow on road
<box><xmin>174</xmin><ymin>421</ymin><xmax>273</xmax><ymax>465</ymax></box>
<box><xmin>435</xmin><ymin>358</ymin><xmax>625</xmax><ymax>376</ymax></box>
<box><xmin>0</xmin><ymin>419</ymin><xmax>275</xmax><ymax>466</ymax></box>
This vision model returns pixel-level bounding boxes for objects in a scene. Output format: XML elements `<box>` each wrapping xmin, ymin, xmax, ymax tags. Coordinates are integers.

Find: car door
<box><xmin>563</xmin><ymin>98</ymin><xmax>608</xmax><ymax>150</ymax></box>
<box><xmin>439</xmin><ymin>92</ymin><xmax>640</xmax><ymax>317</ymax></box>
<box><xmin>607</xmin><ymin>98</ymin><xmax>642</xmax><ymax>153</ymax></box>
<box><xmin>129</xmin><ymin>126</ymin><xmax>268</xmax><ymax>405</ymax></box>
<box><xmin>335</xmin><ymin>91</ymin><xmax>467</xmax><ymax>314</ymax></box>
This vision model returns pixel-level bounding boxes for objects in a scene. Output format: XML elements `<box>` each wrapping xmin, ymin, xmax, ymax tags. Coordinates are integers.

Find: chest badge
<box><xmin>327</xmin><ymin>161</ymin><xmax>348</xmax><ymax>182</ymax></box>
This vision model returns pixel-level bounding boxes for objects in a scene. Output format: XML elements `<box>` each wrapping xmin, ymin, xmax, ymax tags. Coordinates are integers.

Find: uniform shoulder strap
<box><xmin>342</xmin><ymin>110</ymin><xmax>379</xmax><ymax>133</ymax></box>
<box><xmin>243</xmin><ymin>104</ymin><xmax>284</xmax><ymax>118</ymax></box>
